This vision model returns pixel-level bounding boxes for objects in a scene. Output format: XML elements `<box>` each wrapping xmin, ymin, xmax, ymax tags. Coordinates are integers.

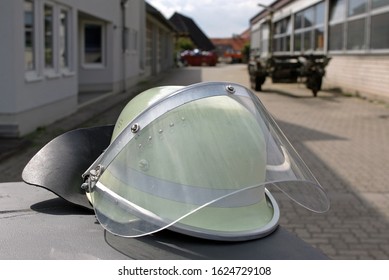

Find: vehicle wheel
<box><xmin>255</xmin><ymin>76</ymin><xmax>265</xmax><ymax>91</ymax></box>
<box><xmin>307</xmin><ymin>74</ymin><xmax>322</xmax><ymax>97</ymax></box>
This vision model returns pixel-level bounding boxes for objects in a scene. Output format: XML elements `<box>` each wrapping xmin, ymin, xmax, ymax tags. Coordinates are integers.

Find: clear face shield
<box><xmin>82</xmin><ymin>82</ymin><xmax>329</xmax><ymax>241</ymax></box>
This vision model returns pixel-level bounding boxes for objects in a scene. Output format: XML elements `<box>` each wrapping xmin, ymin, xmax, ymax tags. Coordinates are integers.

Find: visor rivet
<box><xmin>131</xmin><ymin>123</ymin><xmax>140</xmax><ymax>133</ymax></box>
<box><xmin>139</xmin><ymin>159</ymin><xmax>150</xmax><ymax>171</ymax></box>
<box><xmin>226</xmin><ymin>85</ymin><xmax>235</xmax><ymax>94</ymax></box>
<box><xmin>159</xmin><ymin>129</ymin><xmax>163</xmax><ymax>134</ymax></box>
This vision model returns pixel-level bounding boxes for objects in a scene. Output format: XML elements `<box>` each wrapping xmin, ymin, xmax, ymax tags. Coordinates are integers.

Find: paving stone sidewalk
<box><xmin>1</xmin><ymin>64</ymin><xmax>388</xmax><ymax>259</ymax></box>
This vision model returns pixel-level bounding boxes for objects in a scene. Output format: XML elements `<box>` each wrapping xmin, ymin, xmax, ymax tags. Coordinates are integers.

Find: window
<box><xmin>347</xmin><ymin>0</ymin><xmax>367</xmax><ymax>50</ymax></box>
<box><xmin>294</xmin><ymin>2</ymin><xmax>325</xmax><ymax>53</ymax></box>
<box><xmin>330</xmin><ymin>0</ymin><xmax>346</xmax><ymax>21</ymax></box>
<box><xmin>316</xmin><ymin>2</ymin><xmax>325</xmax><ymax>24</ymax></box>
<box><xmin>24</xmin><ymin>1</ymin><xmax>73</xmax><ymax>80</ymax></box>
<box><xmin>371</xmin><ymin>11</ymin><xmax>389</xmax><ymax>49</ymax></box>
<box><xmin>348</xmin><ymin>0</ymin><xmax>367</xmax><ymax>16</ymax></box>
<box><xmin>314</xmin><ymin>2</ymin><xmax>325</xmax><ymax>50</ymax></box>
<box><xmin>329</xmin><ymin>0</ymin><xmax>389</xmax><ymax>52</ymax></box>
<box><xmin>83</xmin><ymin>23</ymin><xmax>104</xmax><ymax>65</ymax></box>
<box><xmin>315</xmin><ymin>27</ymin><xmax>325</xmax><ymax>50</ymax></box>
<box><xmin>273</xmin><ymin>17</ymin><xmax>291</xmax><ymax>52</ymax></box>
<box><xmin>329</xmin><ymin>23</ymin><xmax>344</xmax><ymax>50</ymax></box>
<box><xmin>347</xmin><ymin>18</ymin><xmax>366</xmax><ymax>49</ymax></box>
<box><xmin>59</xmin><ymin>9</ymin><xmax>69</xmax><ymax>69</ymax></box>
<box><xmin>294</xmin><ymin>33</ymin><xmax>302</xmax><ymax>52</ymax></box>
<box><xmin>329</xmin><ymin>0</ymin><xmax>345</xmax><ymax>50</ymax></box>
<box><xmin>24</xmin><ymin>0</ymin><xmax>35</xmax><ymax>71</ymax></box>
<box><xmin>260</xmin><ymin>23</ymin><xmax>270</xmax><ymax>53</ymax></box>
<box><xmin>372</xmin><ymin>0</ymin><xmax>389</xmax><ymax>9</ymax></box>
<box><xmin>304</xmin><ymin>8</ymin><xmax>314</xmax><ymax>27</ymax></box>
<box><xmin>294</xmin><ymin>13</ymin><xmax>302</xmax><ymax>29</ymax></box>
<box><xmin>44</xmin><ymin>4</ymin><xmax>54</xmax><ymax>68</ymax></box>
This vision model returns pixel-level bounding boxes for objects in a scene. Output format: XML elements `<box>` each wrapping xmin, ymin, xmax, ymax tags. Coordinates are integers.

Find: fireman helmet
<box><xmin>83</xmin><ymin>82</ymin><xmax>329</xmax><ymax>241</ymax></box>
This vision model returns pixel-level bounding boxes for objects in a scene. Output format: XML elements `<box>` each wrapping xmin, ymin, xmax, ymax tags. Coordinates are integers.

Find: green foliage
<box><xmin>242</xmin><ymin>43</ymin><xmax>250</xmax><ymax>63</ymax></box>
<box><xmin>176</xmin><ymin>37</ymin><xmax>195</xmax><ymax>51</ymax></box>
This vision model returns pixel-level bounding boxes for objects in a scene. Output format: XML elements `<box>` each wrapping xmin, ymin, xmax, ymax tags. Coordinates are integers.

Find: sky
<box><xmin>147</xmin><ymin>0</ymin><xmax>273</xmax><ymax>38</ymax></box>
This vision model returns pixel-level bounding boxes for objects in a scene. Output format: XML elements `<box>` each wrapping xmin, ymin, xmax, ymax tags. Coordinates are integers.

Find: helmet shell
<box><xmin>95</xmin><ymin>85</ymin><xmax>278</xmax><ymax>240</ymax></box>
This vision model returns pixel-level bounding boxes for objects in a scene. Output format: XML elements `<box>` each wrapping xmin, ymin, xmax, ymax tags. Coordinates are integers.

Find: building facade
<box><xmin>250</xmin><ymin>0</ymin><xmax>389</xmax><ymax>101</ymax></box>
<box><xmin>145</xmin><ymin>3</ymin><xmax>176</xmax><ymax>76</ymax></box>
<box><xmin>0</xmin><ymin>0</ymin><xmax>175</xmax><ymax>138</ymax></box>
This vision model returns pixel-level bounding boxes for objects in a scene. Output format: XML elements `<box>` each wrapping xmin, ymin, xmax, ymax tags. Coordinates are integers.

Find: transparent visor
<box><xmin>83</xmin><ymin>82</ymin><xmax>330</xmax><ymax>238</ymax></box>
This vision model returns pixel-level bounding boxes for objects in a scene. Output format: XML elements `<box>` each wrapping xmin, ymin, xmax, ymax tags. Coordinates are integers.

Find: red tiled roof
<box><xmin>211</xmin><ymin>35</ymin><xmax>249</xmax><ymax>52</ymax></box>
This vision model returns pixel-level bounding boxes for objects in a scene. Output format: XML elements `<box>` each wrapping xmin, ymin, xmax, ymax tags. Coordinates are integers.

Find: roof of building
<box><xmin>169</xmin><ymin>12</ymin><xmax>215</xmax><ymax>51</ymax></box>
<box><xmin>250</xmin><ymin>0</ymin><xmax>294</xmax><ymax>23</ymax></box>
<box><xmin>211</xmin><ymin>28</ymin><xmax>249</xmax><ymax>54</ymax></box>
<box><xmin>211</xmin><ymin>35</ymin><xmax>249</xmax><ymax>52</ymax></box>
<box><xmin>146</xmin><ymin>2</ymin><xmax>177</xmax><ymax>32</ymax></box>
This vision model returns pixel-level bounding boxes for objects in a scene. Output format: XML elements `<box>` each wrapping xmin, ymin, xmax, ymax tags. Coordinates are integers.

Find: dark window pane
<box><xmin>60</xmin><ymin>10</ymin><xmax>68</xmax><ymax>68</ymax></box>
<box><xmin>275</xmin><ymin>21</ymin><xmax>281</xmax><ymax>35</ymax></box>
<box><xmin>371</xmin><ymin>12</ymin><xmax>389</xmax><ymax>49</ymax></box>
<box><xmin>304</xmin><ymin>7</ymin><xmax>314</xmax><ymax>27</ymax></box>
<box><xmin>273</xmin><ymin>38</ymin><xmax>279</xmax><ymax>52</ymax></box>
<box><xmin>294</xmin><ymin>33</ymin><xmax>302</xmax><ymax>52</ymax></box>
<box><xmin>329</xmin><ymin>23</ymin><xmax>344</xmax><ymax>50</ymax></box>
<box><xmin>315</xmin><ymin>27</ymin><xmax>325</xmax><ymax>50</ymax></box>
<box><xmin>303</xmin><ymin>30</ymin><xmax>312</xmax><ymax>50</ymax></box>
<box><xmin>285</xmin><ymin>35</ymin><xmax>291</xmax><ymax>51</ymax></box>
<box><xmin>280</xmin><ymin>18</ymin><xmax>288</xmax><ymax>33</ymax></box>
<box><xmin>330</xmin><ymin>0</ymin><xmax>346</xmax><ymax>22</ymax></box>
<box><xmin>316</xmin><ymin>2</ymin><xmax>325</xmax><ymax>24</ymax></box>
<box><xmin>372</xmin><ymin>0</ymin><xmax>389</xmax><ymax>9</ymax></box>
<box><xmin>347</xmin><ymin>18</ymin><xmax>366</xmax><ymax>50</ymax></box>
<box><xmin>44</xmin><ymin>5</ymin><xmax>54</xmax><ymax>68</ymax></box>
<box><xmin>295</xmin><ymin>12</ymin><xmax>303</xmax><ymax>29</ymax></box>
<box><xmin>279</xmin><ymin>38</ymin><xmax>284</xmax><ymax>52</ymax></box>
<box><xmin>84</xmin><ymin>24</ymin><xmax>102</xmax><ymax>64</ymax></box>
<box><xmin>348</xmin><ymin>0</ymin><xmax>367</xmax><ymax>17</ymax></box>
<box><xmin>24</xmin><ymin>0</ymin><xmax>34</xmax><ymax>70</ymax></box>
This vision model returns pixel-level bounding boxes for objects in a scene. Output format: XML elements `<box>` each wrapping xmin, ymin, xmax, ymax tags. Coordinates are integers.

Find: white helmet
<box><xmin>83</xmin><ymin>82</ymin><xmax>329</xmax><ymax>241</ymax></box>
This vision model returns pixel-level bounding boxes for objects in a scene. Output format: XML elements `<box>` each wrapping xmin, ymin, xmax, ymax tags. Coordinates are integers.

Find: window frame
<box><xmin>59</xmin><ymin>7</ymin><xmax>72</xmax><ymax>73</ymax></box>
<box><xmin>24</xmin><ymin>0</ymin><xmax>43</xmax><ymax>82</ymax></box>
<box><xmin>43</xmin><ymin>3</ymin><xmax>55</xmax><ymax>70</ymax></box>
<box><xmin>293</xmin><ymin>1</ymin><xmax>326</xmax><ymax>54</ymax></box>
<box><xmin>273</xmin><ymin>16</ymin><xmax>292</xmax><ymax>54</ymax></box>
<box><xmin>24</xmin><ymin>1</ymin><xmax>74</xmax><ymax>82</ymax></box>
<box><xmin>81</xmin><ymin>20</ymin><xmax>106</xmax><ymax>69</ymax></box>
<box><xmin>328</xmin><ymin>0</ymin><xmax>389</xmax><ymax>54</ymax></box>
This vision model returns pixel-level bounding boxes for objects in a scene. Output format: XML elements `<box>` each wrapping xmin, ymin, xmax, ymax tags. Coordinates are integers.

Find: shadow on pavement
<box><xmin>271</xmin><ymin>119</ymin><xmax>389</xmax><ymax>259</ymax></box>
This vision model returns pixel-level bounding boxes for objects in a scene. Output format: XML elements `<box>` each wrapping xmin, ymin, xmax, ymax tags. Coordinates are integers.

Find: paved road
<box><xmin>1</xmin><ymin>64</ymin><xmax>388</xmax><ymax>259</ymax></box>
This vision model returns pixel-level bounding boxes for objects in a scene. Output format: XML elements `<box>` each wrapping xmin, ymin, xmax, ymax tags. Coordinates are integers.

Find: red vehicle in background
<box><xmin>180</xmin><ymin>49</ymin><xmax>217</xmax><ymax>66</ymax></box>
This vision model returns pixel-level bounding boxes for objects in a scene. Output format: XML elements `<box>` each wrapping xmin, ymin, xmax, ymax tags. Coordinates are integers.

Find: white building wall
<box><xmin>0</xmin><ymin>0</ymin><xmax>78</xmax><ymax>137</ymax></box>
<box><xmin>123</xmin><ymin>1</ymin><xmax>146</xmax><ymax>88</ymax></box>
<box><xmin>0</xmin><ymin>1</ymin><xmax>18</xmax><ymax>114</ymax></box>
<box><xmin>145</xmin><ymin>15</ymin><xmax>175</xmax><ymax>77</ymax></box>
<box><xmin>324</xmin><ymin>56</ymin><xmax>389</xmax><ymax>101</ymax></box>
<box><xmin>0</xmin><ymin>0</ymin><xmax>147</xmax><ymax>137</ymax></box>
<box><xmin>249</xmin><ymin>0</ymin><xmax>389</xmax><ymax>102</ymax></box>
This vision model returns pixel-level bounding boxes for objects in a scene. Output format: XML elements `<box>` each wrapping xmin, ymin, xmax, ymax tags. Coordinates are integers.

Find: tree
<box><xmin>176</xmin><ymin>37</ymin><xmax>195</xmax><ymax>51</ymax></box>
<box><xmin>242</xmin><ymin>43</ymin><xmax>250</xmax><ymax>63</ymax></box>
